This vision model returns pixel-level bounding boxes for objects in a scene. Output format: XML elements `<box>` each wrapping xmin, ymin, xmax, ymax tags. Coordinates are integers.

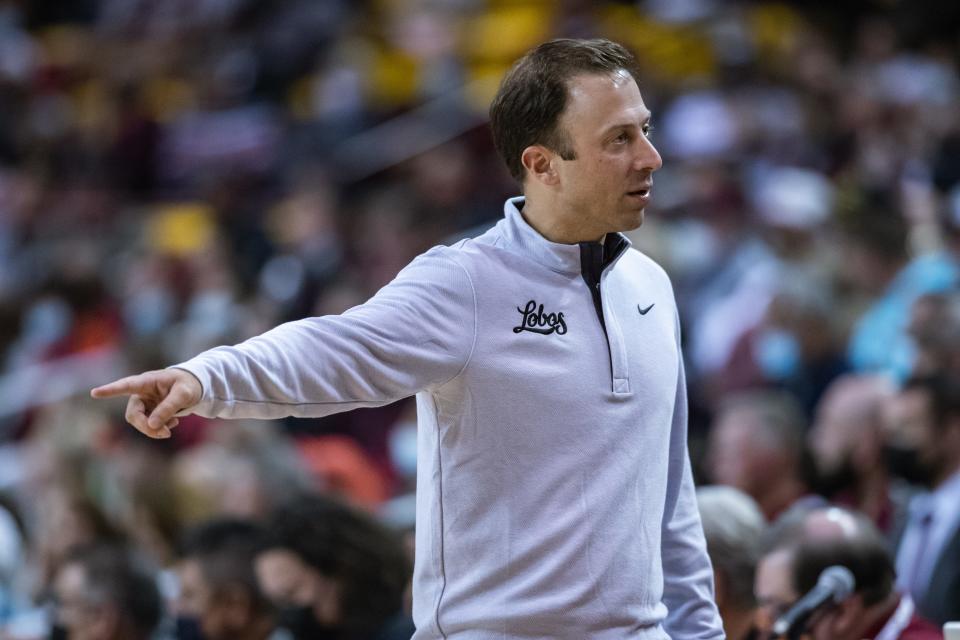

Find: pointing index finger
<box><xmin>91</xmin><ymin>375</ymin><xmax>145</xmax><ymax>399</ymax></box>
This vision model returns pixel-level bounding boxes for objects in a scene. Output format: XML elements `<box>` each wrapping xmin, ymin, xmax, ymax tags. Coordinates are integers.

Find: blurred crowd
<box><xmin>1</xmin><ymin>0</ymin><xmax>960</xmax><ymax>638</ymax></box>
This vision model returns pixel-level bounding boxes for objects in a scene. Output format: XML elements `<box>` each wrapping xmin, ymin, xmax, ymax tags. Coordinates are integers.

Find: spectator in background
<box><xmin>33</xmin><ymin>486</ymin><xmax>126</xmax><ymax>605</ymax></box>
<box><xmin>254</xmin><ymin>494</ymin><xmax>414</xmax><ymax>640</ymax></box>
<box><xmin>713</xmin><ymin>275</ymin><xmax>845</xmax><ymax>416</ymax></box>
<box><xmin>685</xmin><ymin>165</ymin><xmax>836</xmax><ymax>403</ymax></box>
<box><xmin>887</xmin><ymin>373</ymin><xmax>960</xmax><ymax>626</ymax></box>
<box><xmin>0</xmin><ymin>495</ymin><xmax>26</xmax><ymax>629</ymax></box>
<box><xmin>697</xmin><ymin>486</ymin><xmax>765</xmax><ymax>640</ymax></box>
<box><xmin>754</xmin><ymin>507</ymin><xmax>941</xmax><ymax>640</ymax></box>
<box><xmin>907</xmin><ymin>292</ymin><xmax>960</xmax><ymax>377</ymax></box>
<box><xmin>840</xmin><ymin>193</ymin><xmax>958</xmax><ymax>380</ymax></box>
<box><xmin>707</xmin><ymin>390</ymin><xmax>814</xmax><ymax>520</ymax></box>
<box><xmin>807</xmin><ymin>373</ymin><xmax>913</xmax><ymax>539</ymax></box>
<box><xmin>753</xmin><ymin>540</ymin><xmax>797</xmax><ymax>638</ymax></box>
<box><xmin>175</xmin><ymin>518</ymin><xmax>289</xmax><ymax>640</ymax></box>
<box><xmin>170</xmin><ymin>420</ymin><xmax>315</xmax><ymax>525</ymax></box>
<box><xmin>51</xmin><ymin>544</ymin><xmax>162</xmax><ymax>640</ymax></box>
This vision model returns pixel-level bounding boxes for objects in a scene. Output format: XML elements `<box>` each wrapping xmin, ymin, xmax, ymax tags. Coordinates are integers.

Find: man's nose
<box><xmin>635</xmin><ymin>136</ymin><xmax>662</xmax><ymax>172</ymax></box>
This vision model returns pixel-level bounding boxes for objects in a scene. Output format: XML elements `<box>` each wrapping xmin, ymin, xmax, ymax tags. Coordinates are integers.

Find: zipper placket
<box><xmin>584</xmin><ymin>275</ymin><xmax>616</xmax><ymax>385</ymax></box>
<box><xmin>599</xmin><ymin>266</ymin><xmax>630</xmax><ymax>395</ymax></box>
<box><xmin>580</xmin><ymin>238</ymin><xmax>630</xmax><ymax>394</ymax></box>
<box><xmin>595</xmin><ymin>278</ymin><xmax>616</xmax><ymax>387</ymax></box>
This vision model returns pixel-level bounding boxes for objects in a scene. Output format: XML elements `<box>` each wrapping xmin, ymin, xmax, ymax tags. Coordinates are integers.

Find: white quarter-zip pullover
<box><xmin>175</xmin><ymin>197</ymin><xmax>724</xmax><ymax>639</ymax></box>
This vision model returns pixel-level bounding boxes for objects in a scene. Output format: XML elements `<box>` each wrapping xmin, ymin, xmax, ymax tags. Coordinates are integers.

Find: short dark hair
<box><xmin>835</xmin><ymin>188</ymin><xmax>908</xmax><ymax>261</ymax></box>
<box><xmin>179</xmin><ymin>518</ymin><xmax>271</xmax><ymax>614</ymax></box>
<box><xmin>790</xmin><ymin>517</ymin><xmax>895</xmax><ymax>607</ymax></box>
<box><xmin>62</xmin><ymin>544</ymin><xmax>162</xmax><ymax>639</ymax></box>
<box><xmin>489</xmin><ymin>38</ymin><xmax>640</xmax><ymax>184</ymax></box>
<box><xmin>902</xmin><ymin>372</ymin><xmax>960</xmax><ymax>430</ymax></box>
<box><xmin>264</xmin><ymin>493</ymin><xmax>411</xmax><ymax>634</ymax></box>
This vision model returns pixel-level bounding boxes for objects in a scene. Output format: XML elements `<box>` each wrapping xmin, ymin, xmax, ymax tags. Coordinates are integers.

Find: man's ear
<box><xmin>712</xmin><ymin>568</ymin><xmax>727</xmax><ymax>611</ymax></box>
<box><xmin>832</xmin><ymin>593</ymin><xmax>864</xmax><ymax>636</ymax></box>
<box><xmin>520</xmin><ymin>145</ymin><xmax>559</xmax><ymax>187</ymax></box>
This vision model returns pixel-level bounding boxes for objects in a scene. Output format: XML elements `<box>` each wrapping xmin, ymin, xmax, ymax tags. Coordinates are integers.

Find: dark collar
<box><xmin>500</xmin><ymin>196</ymin><xmax>631</xmax><ymax>275</ymax></box>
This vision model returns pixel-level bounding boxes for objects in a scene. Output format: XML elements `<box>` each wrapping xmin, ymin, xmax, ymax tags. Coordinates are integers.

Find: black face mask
<box><xmin>48</xmin><ymin>625</ymin><xmax>68</xmax><ymax>640</ymax></box>
<box><xmin>883</xmin><ymin>444</ymin><xmax>936</xmax><ymax>488</ymax></box>
<box><xmin>815</xmin><ymin>456</ymin><xmax>859</xmax><ymax>498</ymax></box>
<box><xmin>276</xmin><ymin>605</ymin><xmax>338</xmax><ymax>640</ymax></box>
<box><xmin>175</xmin><ymin>616</ymin><xmax>208</xmax><ymax>640</ymax></box>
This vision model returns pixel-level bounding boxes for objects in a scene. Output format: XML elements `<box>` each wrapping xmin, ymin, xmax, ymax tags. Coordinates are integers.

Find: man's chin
<box><xmin>622</xmin><ymin>208</ymin><xmax>645</xmax><ymax>231</ymax></box>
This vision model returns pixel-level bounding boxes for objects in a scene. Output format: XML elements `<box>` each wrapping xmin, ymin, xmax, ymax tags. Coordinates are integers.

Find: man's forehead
<box><xmin>177</xmin><ymin>557</ymin><xmax>205</xmax><ymax>581</ymax></box>
<box><xmin>757</xmin><ymin>549</ymin><xmax>795</xmax><ymax>593</ymax></box>
<box><xmin>564</xmin><ymin>70</ymin><xmax>650</xmax><ymax>119</ymax></box>
<box><xmin>567</xmin><ymin>67</ymin><xmax>633</xmax><ymax>86</ymax></box>
<box><xmin>56</xmin><ymin>562</ymin><xmax>88</xmax><ymax>592</ymax></box>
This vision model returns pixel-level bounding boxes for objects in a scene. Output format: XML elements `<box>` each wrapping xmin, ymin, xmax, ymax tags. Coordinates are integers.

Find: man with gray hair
<box><xmin>697</xmin><ymin>485</ymin><xmax>765</xmax><ymax>640</ymax></box>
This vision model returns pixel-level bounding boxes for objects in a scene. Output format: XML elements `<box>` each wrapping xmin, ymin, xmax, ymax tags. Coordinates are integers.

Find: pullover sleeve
<box><xmin>661</xmin><ymin>329</ymin><xmax>725</xmax><ymax>638</ymax></box>
<box><xmin>172</xmin><ymin>247</ymin><xmax>476</xmax><ymax>419</ymax></box>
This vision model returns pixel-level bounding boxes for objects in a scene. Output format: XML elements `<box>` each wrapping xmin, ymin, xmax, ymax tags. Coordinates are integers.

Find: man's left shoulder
<box><xmin>619</xmin><ymin>246</ymin><xmax>675</xmax><ymax>289</ymax></box>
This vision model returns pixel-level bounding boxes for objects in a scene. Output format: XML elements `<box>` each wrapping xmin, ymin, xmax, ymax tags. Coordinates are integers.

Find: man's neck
<box><xmin>854</xmin><ymin>465</ymin><xmax>890</xmax><ymax>522</ymax></box>
<box><xmin>521</xmin><ymin>195</ymin><xmax>603</xmax><ymax>244</ymax></box>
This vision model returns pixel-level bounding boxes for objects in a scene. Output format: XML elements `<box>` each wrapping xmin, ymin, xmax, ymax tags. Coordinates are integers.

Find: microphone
<box><xmin>772</xmin><ymin>565</ymin><xmax>855</xmax><ymax>639</ymax></box>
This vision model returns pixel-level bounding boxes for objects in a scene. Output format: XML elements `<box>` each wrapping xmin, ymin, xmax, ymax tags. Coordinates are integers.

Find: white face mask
<box><xmin>389</xmin><ymin>420</ymin><xmax>418</xmax><ymax>479</ymax></box>
<box><xmin>753</xmin><ymin>327</ymin><xmax>801</xmax><ymax>380</ymax></box>
<box><xmin>123</xmin><ymin>286</ymin><xmax>174</xmax><ymax>336</ymax></box>
<box><xmin>23</xmin><ymin>296</ymin><xmax>72</xmax><ymax>348</ymax></box>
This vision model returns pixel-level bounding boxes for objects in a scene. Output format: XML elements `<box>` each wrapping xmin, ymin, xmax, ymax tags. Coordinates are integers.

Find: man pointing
<box><xmin>94</xmin><ymin>38</ymin><xmax>723</xmax><ymax>639</ymax></box>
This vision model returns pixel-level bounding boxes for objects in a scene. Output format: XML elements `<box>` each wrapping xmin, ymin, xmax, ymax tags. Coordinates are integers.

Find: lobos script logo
<box><xmin>513</xmin><ymin>300</ymin><xmax>568</xmax><ymax>335</ymax></box>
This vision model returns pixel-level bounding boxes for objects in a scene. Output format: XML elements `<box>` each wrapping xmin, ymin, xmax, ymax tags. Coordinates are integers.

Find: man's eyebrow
<box><xmin>602</xmin><ymin>114</ymin><xmax>653</xmax><ymax>135</ymax></box>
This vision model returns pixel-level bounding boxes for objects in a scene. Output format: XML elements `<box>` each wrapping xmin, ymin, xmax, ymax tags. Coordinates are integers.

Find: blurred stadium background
<box><xmin>1</xmin><ymin>0</ymin><xmax>960</xmax><ymax>637</ymax></box>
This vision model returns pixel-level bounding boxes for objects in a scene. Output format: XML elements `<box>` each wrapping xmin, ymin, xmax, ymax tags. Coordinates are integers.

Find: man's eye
<box><xmin>614</xmin><ymin>133</ymin><xmax>629</xmax><ymax>143</ymax></box>
<box><xmin>642</xmin><ymin>124</ymin><xmax>654</xmax><ymax>138</ymax></box>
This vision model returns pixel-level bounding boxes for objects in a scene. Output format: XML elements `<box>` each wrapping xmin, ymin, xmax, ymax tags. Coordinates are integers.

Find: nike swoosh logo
<box><xmin>638</xmin><ymin>303</ymin><xmax>655</xmax><ymax>315</ymax></box>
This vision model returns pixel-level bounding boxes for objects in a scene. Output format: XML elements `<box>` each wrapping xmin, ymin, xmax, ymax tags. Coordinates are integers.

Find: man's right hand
<box><xmin>90</xmin><ymin>368</ymin><xmax>202</xmax><ymax>439</ymax></box>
